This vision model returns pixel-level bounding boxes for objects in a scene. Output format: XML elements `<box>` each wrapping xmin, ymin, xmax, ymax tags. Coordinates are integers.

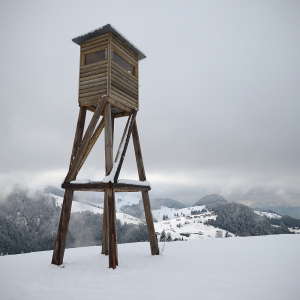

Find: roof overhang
<box><xmin>72</xmin><ymin>24</ymin><xmax>146</xmax><ymax>60</ymax></box>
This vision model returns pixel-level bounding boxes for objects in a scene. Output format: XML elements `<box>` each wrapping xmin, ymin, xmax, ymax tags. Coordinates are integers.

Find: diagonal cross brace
<box><xmin>113</xmin><ymin>109</ymin><xmax>137</xmax><ymax>183</ymax></box>
<box><xmin>65</xmin><ymin>96</ymin><xmax>108</xmax><ymax>183</ymax></box>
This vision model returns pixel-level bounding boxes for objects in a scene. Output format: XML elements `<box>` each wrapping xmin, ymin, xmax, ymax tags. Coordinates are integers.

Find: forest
<box><xmin>0</xmin><ymin>188</ymin><xmax>149</xmax><ymax>255</ymax></box>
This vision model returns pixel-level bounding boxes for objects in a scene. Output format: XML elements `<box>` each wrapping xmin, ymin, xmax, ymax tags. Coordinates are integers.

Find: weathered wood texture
<box><xmin>51</xmin><ymin>189</ymin><xmax>74</xmax><ymax>265</ymax></box>
<box><xmin>107</xmin><ymin>188</ymin><xmax>118</xmax><ymax>268</ymax></box>
<box><xmin>52</xmin><ymin>107</ymin><xmax>87</xmax><ymax>265</ymax></box>
<box><xmin>79</xmin><ymin>35</ymin><xmax>108</xmax><ymax>105</ymax></box>
<box><xmin>69</xmin><ymin>107</ymin><xmax>87</xmax><ymax>168</ymax></box>
<box><xmin>102</xmin><ymin>191</ymin><xmax>109</xmax><ymax>255</ymax></box>
<box><xmin>132</xmin><ymin>120</ymin><xmax>159</xmax><ymax>255</ymax></box>
<box><xmin>75</xmin><ymin>118</ymin><xmax>105</xmax><ymax>177</ymax></box>
<box><xmin>104</xmin><ymin>103</ymin><xmax>113</xmax><ymax>175</ymax></box>
<box><xmin>113</xmin><ymin>110</ymin><xmax>137</xmax><ymax>183</ymax></box>
<box><xmin>61</xmin><ymin>181</ymin><xmax>151</xmax><ymax>192</ymax></box>
<box><xmin>104</xmin><ymin>103</ymin><xmax>118</xmax><ymax>268</ymax></box>
<box><xmin>65</xmin><ymin>96</ymin><xmax>108</xmax><ymax>183</ymax></box>
<box><xmin>78</xmin><ymin>31</ymin><xmax>139</xmax><ymax>113</ymax></box>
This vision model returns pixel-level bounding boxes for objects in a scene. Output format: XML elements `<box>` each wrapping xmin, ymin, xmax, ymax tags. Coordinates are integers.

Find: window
<box><xmin>113</xmin><ymin>52</ymin><xmax>134</xmax><ymax>75</ymax></box>
<box><xmin>85</xmin><ymin>50</ymin><xmax>105</xmax><ymax>65</ymax></box>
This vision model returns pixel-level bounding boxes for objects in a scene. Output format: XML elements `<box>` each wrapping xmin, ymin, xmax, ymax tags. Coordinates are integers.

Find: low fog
<box><xmin>0</xmin><ymin>1</ymin><xmax>300</xmax><ymax>208</ymax></box>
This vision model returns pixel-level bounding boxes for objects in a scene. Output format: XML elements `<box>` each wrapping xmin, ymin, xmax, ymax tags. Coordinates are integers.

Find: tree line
<box><xmin>0</xmin><ymin>188</ymin><xmax>149</xmax><ymax>255</ymax></box>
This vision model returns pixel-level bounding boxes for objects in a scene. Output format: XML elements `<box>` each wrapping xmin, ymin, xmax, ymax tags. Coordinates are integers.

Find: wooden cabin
<box><xmin>72</xmin><ymin>24</ymin><xmax>146</xmax><ymax>116</ymax></box>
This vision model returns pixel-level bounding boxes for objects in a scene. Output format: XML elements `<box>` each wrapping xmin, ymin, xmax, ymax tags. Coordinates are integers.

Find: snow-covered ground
<box><xmin>52</xmin><ymin>194</ymin><xmax>142</xmax><ymax>225</ymax></box>
<box><xmin>0</xmin><ymin>235</ymin><xmax>299</xmax><ymax>300</ymax></box>
<box><xmin>152</xmin><ymin>205</ymin><xmax>205</xmax><ymax>221</ymax></box>
<box><xmin>254</xmin><ymin>211</ymin><xmax>282</xmax><ymax>219</ymax></box>
<box><xmin>155</xmin><ymin>212</ymin><xmax>234</xmax><ymax>240</ymax></box>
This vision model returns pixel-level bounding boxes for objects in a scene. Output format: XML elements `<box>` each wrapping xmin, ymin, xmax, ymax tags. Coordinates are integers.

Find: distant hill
<box><xmin>151</xmin><ymin>198</ymin><xmax>186</xmax><ymax>210</ymax></box>
<box><xmin>0</xmin><ymin>188</ymin><xmax>149</xmax><ymax>255</ymax></box>
<box><xmin>268</xmin><ymin>215</ymin><xmax>300</xmax><ymax>228</ymax></box>
<box><xmin>267</xmin><ymin>206</ymin><xmax>300</xmax><ymax>220</ymax></box>
<box><xmin>253</xmin><ymin>207</ymin><xmax>281</xmax><ymax>216</ymax></box>
<box><xmin>206</xmin><ymin>202</ymin><xmax>291</xmax><ymax>236</ymax></box>
<box><xmin>193</xmin><ymin>194</ymin><xmax>228</xmax><ymax>210</ymax></box>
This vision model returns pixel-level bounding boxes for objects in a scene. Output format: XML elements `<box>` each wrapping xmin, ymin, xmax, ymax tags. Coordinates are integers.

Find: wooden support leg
<box><xmin>101</xmin><ymin>191</ymin><xmax>109</xmax><ymax>255</ymax></box>
<box><xmin>104</xmin><ymin>103</ymin><xmax>118</xmax><ymax>268</ymax></box>
<box><xmin>52</xmin><ymin>107</ymin><xmax>87</xmax><ymax>265</ymax></box>
<box><xmin>132</xmin><ymin>120</ymin><xmax>159</xmax><ymax>255</ymax></box>
<box><xmin>108</xmin><ymin>188</ymin><xmax>118</xmax><ymax>268</ymax></box>
<box><xmin>51</xmin><ymin>189</ymin><xmax>74</xmax><ymax>265</ymax></box>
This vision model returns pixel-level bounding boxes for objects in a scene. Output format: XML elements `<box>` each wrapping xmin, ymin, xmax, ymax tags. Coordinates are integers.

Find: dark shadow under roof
<box><xmin>72</xmin><ymin>24</ymin><xmax>146</xmax><ymax>60</ymax></box>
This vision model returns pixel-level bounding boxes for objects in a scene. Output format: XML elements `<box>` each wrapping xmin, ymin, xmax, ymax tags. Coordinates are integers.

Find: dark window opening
<box><xmin>85</xmin><ymin>50</ymin><xmax>105</xmax><ymax>65</ymax></box>
<box><xmin>113</xmin><ymin>52</ymin><xmax>134</xmax><ymax>75</ymax></box>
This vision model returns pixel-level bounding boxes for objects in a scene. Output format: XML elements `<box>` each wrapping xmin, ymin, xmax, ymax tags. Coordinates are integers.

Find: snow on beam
<box><xmin>62</xmin><ymin>180</ymin><xmax>151</xmax><ymax>192</ymax></box>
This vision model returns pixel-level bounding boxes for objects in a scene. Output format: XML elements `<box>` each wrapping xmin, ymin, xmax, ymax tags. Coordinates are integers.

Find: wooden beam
<box><xmin>104</xmin><ymin>102</ymin><xmax>118</xmax><ymax>267</ymax></box>
<box><xmin>69</xmin><ymin>107</ymin><xmax>87</xmax><ymax>168</ymax></box>
<box><xmin>113</xmin><ymin>183</ymin><xmax>151</xmax><ymax>192</ymax></box>
<box><xmin>52</xmin><ymin>107</ymin><xmax>87</xmax><ymax>266</ymax></box>
<box><xmin>85</xmin><ymin>105</ymin><xmax>96</xmax><ymax>113</ymax></box>
<box><xmin>75</xmin><ymin>118</ymin><xmax>105</xmax><ymax>177</ymax></box>
<box><xmin>62</xmin><ymin>181</ymin><xmax>109</xmax><ymax>191</ymax></box>
<box><xmin>61</xmin><ymin>181</ymin><xmax>150</xmax><ymax>192</ymax></box>
<box><xmin>104</xmin><ymin>103</ymin><xmax>113</xmax><ymax>175</ymax></box>
<box><xmin>101</xmin><ymin>191</ymin><xmax>109</xmax><ymax>255</ymax></box>
<box><xmin>113</xmin><ymin>111</ymin><xmax>130</xmax><ymax>119</ymax></box>
<box><xmin>107</xmin><ymin>187</ymin><xmax>118</xmax><ymax>268</ymax></box>
<box><xmin>113</xmin><ymin>110</ymin><xmax>137</xmax><ymax>183</ymax></box>
<box><xmin>65</xmin><ymin>96</ymin><xmax>108</xmax><ymax>183</ymax></box>
<box><xmin>114</xmin><ymin>113</ymin><xmax>131</xmax><ymax>163</ymax></box>
<box><xmin>132</xmin><ymin>119</ymin><xmax>159</xmax><ymax>255</ymax></box>
<box><xmin>51</xmin><ymin>189</ymin><xmax>74</xmax><ymax>265</ymax></box>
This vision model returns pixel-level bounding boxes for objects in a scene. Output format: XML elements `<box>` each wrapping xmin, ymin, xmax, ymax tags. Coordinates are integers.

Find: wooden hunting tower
<box><xmin>51</xmin><ymin>24</ymin><xmax>159</xmax><ymax>269</ymax></box>
<box><xmin>75</xmin><ymin>24</ymin><xmax>143</xmax><ymax>114</ymax></box>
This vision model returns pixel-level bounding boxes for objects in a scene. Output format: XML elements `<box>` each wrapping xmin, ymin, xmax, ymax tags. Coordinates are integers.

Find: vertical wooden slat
<box><xmin>131</xmin><ymin>119</ymin><xmax>159</xmax><ymax>255</ymax></box>
<box><xmin>52</xmin><ymin>107</ymin><xmax>87</xmax><ymax>265</ymax></box>
<box><xmin>107</xmin><ymin>32</ymin><xmax>112</xmax><ymax>98</ymax></box>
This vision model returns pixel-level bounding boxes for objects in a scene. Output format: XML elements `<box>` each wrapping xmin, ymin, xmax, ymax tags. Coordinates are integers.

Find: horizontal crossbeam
<box><xmin>61</xmin><ymin>181</ymin><xmax>151</xmax><ymax>193</ymax></box>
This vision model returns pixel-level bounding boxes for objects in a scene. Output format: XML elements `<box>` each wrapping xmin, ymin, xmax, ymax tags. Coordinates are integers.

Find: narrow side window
<box><xmin>113</xmin><ymin>52</ymin><xmax>134</xmax><ymax>75</ymax></box>
<box><xmin>85</xmin><ymin>50</ymin><xmax>106</xmax><ymax>65</ymax></box>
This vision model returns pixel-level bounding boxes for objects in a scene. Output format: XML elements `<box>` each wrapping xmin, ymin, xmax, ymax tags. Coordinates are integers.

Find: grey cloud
<box><xmin>1</xmin><ymin>1</ymin><xmax>300</xmax><ymax>208</ymax></box>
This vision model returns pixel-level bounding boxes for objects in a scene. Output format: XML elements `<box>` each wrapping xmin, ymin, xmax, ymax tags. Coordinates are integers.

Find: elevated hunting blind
<box><xmin>73</xmin><ymin>24</ymin><xmax>144</xmax><ymax>114</ymax></box>
<box><xmin>51</xmin><ymin>25</ymin><xmax>159</xmax><ymax>270</ymax></box>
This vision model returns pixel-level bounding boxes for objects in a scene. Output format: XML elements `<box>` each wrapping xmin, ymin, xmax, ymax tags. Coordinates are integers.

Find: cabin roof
<box><xmin>72</xmin><ymin>24</ymin><xmax>146</xmax><ymax>60</ymax></box>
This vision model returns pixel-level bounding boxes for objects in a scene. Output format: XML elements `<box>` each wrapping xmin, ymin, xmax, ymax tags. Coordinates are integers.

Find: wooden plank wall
<box><xmin>110</xmin><ymin>34</ymin><xmax>139</xmax><ymax>111</ymax></box>
<box><xmin>79</xmin><ymin>34</ymin><xmax>109</xmax><ymax>106</ymax></box>
<box><xmin>78</xmin><ymin>32</ymin><xmax>139</xmax><ymax>112</ymax></box>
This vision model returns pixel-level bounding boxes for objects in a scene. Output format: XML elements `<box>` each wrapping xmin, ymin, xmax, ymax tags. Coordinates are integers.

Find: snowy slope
<box><xmin>93</xmin><ymin>194</ymin><xmax>141</xmax><ymax>212</ymax></box>
<box><xmin>152</xmin><ymin>205</ymin><xmax>205</xmax><ymax>221</ymax></box>
<box><xmin>0</xmin><ymin>235</ymin><xmax>299</xmax><ymax>300</ymax></box>
<box><xmin>51</xmin><ymin>194</ymin><xmax>142</xmax><ymax>225</ymax></box>
<box><xmin>155</xmin><ymin>211</ymin><xmax>234</xmax><ymax>240</ymax></box>
<box><xmin>254</xmin><ymin>211</ymin><xmax>282</xmax><ymax>219</ymax></box>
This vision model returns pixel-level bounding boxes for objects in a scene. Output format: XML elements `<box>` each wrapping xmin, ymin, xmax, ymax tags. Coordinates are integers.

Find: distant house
<box><xmin>180</xmin><ymin>233</ymin><xmax>191</xmax><ymax>237</ymax></box>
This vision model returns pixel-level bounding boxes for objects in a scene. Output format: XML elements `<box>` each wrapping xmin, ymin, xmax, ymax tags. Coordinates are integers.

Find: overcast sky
<box><xmin>0</xmin><ymin>0</ymin><xmax>300</xmax><ymax>207</ymax></box>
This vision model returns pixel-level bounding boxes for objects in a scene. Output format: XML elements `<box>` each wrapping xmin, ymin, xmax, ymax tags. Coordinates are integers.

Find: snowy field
<box><xmin>254</xmin><ymin>211</ymin><xmax>282</xmax><ymax>219</ymax></box>
<box><xmin>152</xmin><ymin>205</ymin><xmax>205</xmax><ymax>221</ymax></box>
<box><xmin>52</xmin><ymin>194</ymin><xmax>142</xmax><ymax>225</ymax></box>
<box><xmin>154</xmin><ymin>212</ymin><xmax>233</xmax><ymax>240</ymax></box>
<box><xmin>0</xmin><ymin>235</ymin><xmax>299</xmax><ymax>300</ymax></box>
